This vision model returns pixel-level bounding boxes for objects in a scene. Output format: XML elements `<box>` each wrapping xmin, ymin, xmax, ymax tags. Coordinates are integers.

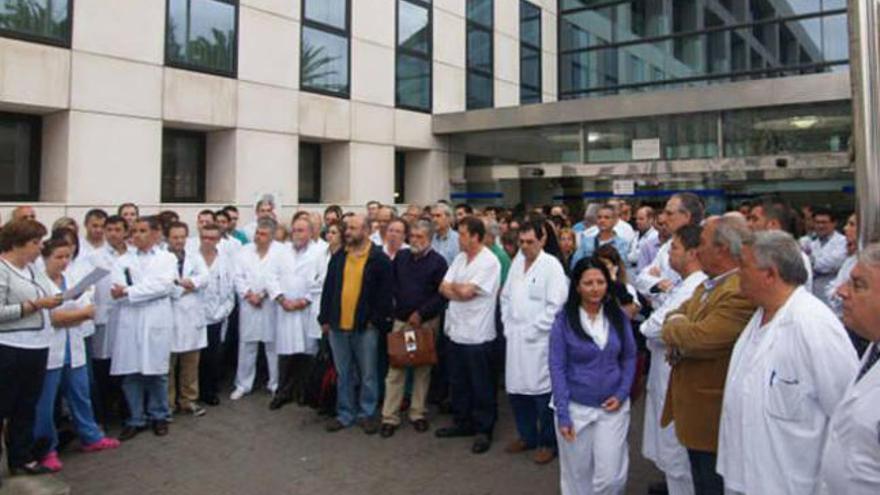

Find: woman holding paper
<box><xmin>0</xmin><ymin>219</ymin><xmax>63</xmax><ymax>483</ymax></box>
<box><xmin>32</xmin><ymin>236</ymin><xmax>119</xmax><ymax>473</ymax></box>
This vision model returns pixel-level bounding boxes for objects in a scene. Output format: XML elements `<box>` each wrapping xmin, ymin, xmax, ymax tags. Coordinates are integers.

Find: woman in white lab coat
<box><xmin>717</xmin><ymin>232</ymin><xmax>858</xmax><ymax>495</ymax></box>
<box><xmin>33</xmin><ymin>237</ymin><xmax>119</xmax><ymax>473</ymax></box>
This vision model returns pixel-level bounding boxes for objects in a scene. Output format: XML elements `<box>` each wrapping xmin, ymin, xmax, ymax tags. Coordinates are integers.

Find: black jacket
<box><xmin>318</xmin><ymin>244</ymin><xmax>393</xmax><ymax>333</ymax></box>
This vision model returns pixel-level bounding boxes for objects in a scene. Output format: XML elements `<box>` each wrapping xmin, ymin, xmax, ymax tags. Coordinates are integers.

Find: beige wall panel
<box><xmin>241</xmin><ymin>0</ymin><xmax>300</xmax><ymax>20</ymax></box>
<box><xmin>495</xmin><ymin>79</ymin><xmax>519</xmax><ymax>107</ymax></box>
<box><xmin>72</xmin><ymin>0</ymin><xmax>165</xmax><ymax>63</ymax></box>
<box><xmin>164</xmin><ymin>68</ymin><xmax>237</xmax><ymax>128</ymax></box>
<box><xmin>238</xmin><ymin>7</ymin><xmax>300</xmax><ymax>89</ymax></box>
<box><xmin>405</xmin><ymin>150</ymin><xmax>450</xmax><ymax>204</ymax></box>
<box><xmin>394</xmin><ymin>109</ymin><xmax>444</xmax><ymax>150</ymax></box>
<box><xmin>351</xmin><ymin>102</ymin><xmax>394</xmax><ymax>145</ymax></box>
<box><xmin>233</xmin><ymin>130</ymin><xmax>299</xmax><ymax>205</ymax></box>
<box><xmin>0</xmin><ymin>39</ymin><xmax>69</xmax><ymax>110</ymax></box>
<box><xmin>433</xmin><ymin>63</ymin><xmax>465</xmax><ymax>114</ymax></box>
<box><xmin>66</xmin><ymin>111</ymin><xmax>162</xmax><ymax>205</ymax></box>
<box><xmin>71</xmin><ymin>52</ymin><xmax>162</xmax><ymax>119</ymax></box>
<box><xmin>434</xmin><ymin>9</ymin><xmax>466</xmax><ymax>68</ymax></box>
<box><xmin>298</xmin><ymin>92</ymin><xmax>351</xmax><ymax>140</ymax></box>
<box><xmin>434</xmin><ymin>0</ymin><xmax>465</xmax><ymax>17</ymax></box>
<box><xmin>495</xmin><ymin>33</ymin><xmax>519</xmax><ymax>84</ymax></box>
<box><xmin>40</xmin><ymin>111</ymin><xmax>71</xmax><ymax>202</ymax></box>
<box><xmin>495</xmin><ymin>0</ymin><xmax>519</xmax><ymax>38</ymax></box>
<box><xmin>237</xmin><ymin>81</ymin><xmax>298</xmax><ymax>133</ymax></box>
<box><xmin>351</xmin><ymin>40</ymin><xmax>395</xmax><ymax>106</ymax></box>
<box><xmin>352</xmin><ymin>0</ymin><xmax>395</xmax><ymax>48</ymax></box>
<box><xmin>349</xmin><ymin>142</ymin><xmax>395</xmax><ymax>205</ymax></box>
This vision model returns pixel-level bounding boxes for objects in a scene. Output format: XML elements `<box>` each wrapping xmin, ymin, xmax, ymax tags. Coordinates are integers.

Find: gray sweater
<box><xmin>0</xmin><ymin>258</ymin><xmax>55</xmax><ymax>333</ymax></box>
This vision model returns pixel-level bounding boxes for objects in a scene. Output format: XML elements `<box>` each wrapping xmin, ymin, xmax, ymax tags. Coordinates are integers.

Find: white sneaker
<box><xmin>229</xmin><ymin>389</ymin><xmax>246</xmax><ymax>401</ymax></box>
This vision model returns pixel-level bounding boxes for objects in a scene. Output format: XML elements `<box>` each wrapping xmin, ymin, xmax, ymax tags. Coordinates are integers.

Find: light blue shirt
<box><xmin>570</xmin><ymin>232</ymin><xmax>631</xmax><ymax>269</ymax></box>
<box><xmin>431</xmin><ymin>229</ymin><xmax>460</xmax><ymax>266</ymax></box>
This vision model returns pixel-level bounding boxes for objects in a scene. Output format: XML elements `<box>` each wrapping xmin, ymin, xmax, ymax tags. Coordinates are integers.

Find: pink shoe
<box><xmin>40</xmin><ymin>451</ymin><xmax>63</xmax><ymax>472</ymax></box>
<box><xmin>81</xmin><ymin>437</ymin><xmax>121</xmax><ymax>453</ymax></box>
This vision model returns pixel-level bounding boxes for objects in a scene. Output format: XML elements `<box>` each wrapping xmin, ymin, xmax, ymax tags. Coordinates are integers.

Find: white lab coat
<box><xmin>627</xmin><ymin>227</ymin><xmax>657</xmax><ymax>270</ymax></box>
<box><xmin>640</xmin><ymin>270</ymin><xmax>706</xmax><ymax>483</ymax></box>
<box><xmin>63</xmin><ymin>255</ymin><xmax>98</xmax><ymax>338</ymax></box>
<box><xmin>819</xmin><ymin>343</ymin><xmax>880</xmax><ymax>495</ymax></box>
<box><xmin>199</xmin><ymin>249</ymin><xmax>235</xmax><ymax>327</ymax></box>
<box><xmin>170</xmin><ymin>250</ymin><xmax>209</xmax><ymax>353</ymax></box>
<box><xmin>110</xmin><ymin>247</ymin><xmax>178</xmax><ymax>376</ymax></box>
<box><xmin>234</xmin><ymin>242</ymin><xmax>280</xmax><ymax>343</ymax></box>
<box><xmin>269</xmin><ymin>242</ymin><xmax>322</xmax><ymax>356</ymax></box>
<box><xmin>807</xmin><ymin>231</ymin><xmax>848</xmax><ymax>306</ymax></box>
<box><xmin>45</xmin><ymin>276</ymin><xmax>91</xmax><ymax>370</ymax></box>
<box><xmin>635</xmin><ymin>240</ymin><xmax>681</xmax><ymax>307</ymax></box>
<box><xmin>614</xmin><ymin>220</ymin><xmax>636</xmax><ymax>246</ymax></box>
<box><xmin>500</xmin><ymin>251</ymin><xmax>568</xmax><ymax>396</ymax></box>
<box><xmin>89</xmin><ymin>245</ymin><xmax>131</xmax><ymax>360</ymax></box>
<box><xmin>717</xmin><ymin>287</ymin><xmax>858</xmax><ymax>494</ymax></box>
<box><xmin>825</xmin><ymin>254</ymin><xmax>856</xmax><ymax>319</ymax></box>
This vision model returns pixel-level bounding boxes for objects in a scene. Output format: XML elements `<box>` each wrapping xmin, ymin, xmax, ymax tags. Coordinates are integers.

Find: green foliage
<box><xmin>0</xmin><ymin>0</ymin><xmax>69</xmax><ymax>41</ymax></box>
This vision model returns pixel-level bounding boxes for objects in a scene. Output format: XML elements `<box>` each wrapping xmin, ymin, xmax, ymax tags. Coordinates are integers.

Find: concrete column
<box><xmin>405</xmin><ymin>150</ymin><xmax>451</xmax><ymax>205</ymax></box>
<box><xmin>322</xmin><ymin>142</ymin><xmax>395</xmax><ymax>205</ymax></box>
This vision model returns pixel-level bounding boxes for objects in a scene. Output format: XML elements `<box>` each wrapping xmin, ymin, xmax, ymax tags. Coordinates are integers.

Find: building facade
<box><xmin>0</xmin><ymin>0</ymin><xmax>853</xmax><ymax>222</ymax></box>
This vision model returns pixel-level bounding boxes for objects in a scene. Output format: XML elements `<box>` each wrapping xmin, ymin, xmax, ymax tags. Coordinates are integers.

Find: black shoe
<box><xmin>153</xmin><ymin>420</ymin><xmax>169</xmax><ymax>436</ymax></box>
<box><xmin>435</xmin><ymin>425</ymin><xmax>475</xmax><ymax>438</ymax></box>
<box><xmin>269</xmin><ymin>396</ymin><xmax>288</xmax><ymax>411</ymax></box>
<box><xmin>412</xmin><ymin>419</ymin><xmax>430</xmax><ymax>433</ymax></box>
<box><xmin>360</xmin><ymin>417</ymin><xmax>380</xmax><ymax>435</ymax></box>
<box><xmin>648</xmin><ymin>481</ymin><xmax>669</xmax><ymax>495</ymax></box>
<box><xmin>10</xmin><ymin>461</ymin><xmax>53</xmax><ymax>476</ymax></box>
<box><xmin>379</xmin><ymin>423</ymin><xmax>396</xmax><ymax>438</ymax></box>
<box><xmin>325</xmin><ymin>418</ymin><xmax>346</xmax><ymax>432</ymax></box>
<box><xmin>201</xmin><ymin>396</ymin><xmax>221</xmax><ymax>406</ymax></box>
<box><xmin>471</xmin><ymin>434</ymin><xmax>492</xmax><ymax>454</ymax></box>
<box><xmin>118</xmin><ymin>425</ymin><xmax>145</xmax><ymax>442</ymax></box>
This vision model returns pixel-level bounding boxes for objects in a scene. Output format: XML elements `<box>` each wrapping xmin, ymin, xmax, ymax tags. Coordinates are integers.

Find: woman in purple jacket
<box><xmin>550</xmin><ymin>257</ymin><xmax>637</xmax><ymax>495</ymax></box>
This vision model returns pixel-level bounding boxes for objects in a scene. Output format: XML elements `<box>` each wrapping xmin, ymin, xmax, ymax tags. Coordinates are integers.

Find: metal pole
<box><xmin>849</xmin><ymin>0</ymin><xmax>880</xmax><ymax>244</ymax></box>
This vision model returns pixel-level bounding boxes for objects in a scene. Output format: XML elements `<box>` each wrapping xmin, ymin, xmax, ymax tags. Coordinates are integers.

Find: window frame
<box><xmin>300</xmin><ymin>0</ymin><xmax>352</xmax><ymax>99</ymax></box>
<box><xmin>161</xmin><ymin>128</ymin><xmax>207</xmax><ymax>204</ymax></box>
<box><xmin>556</xmin><ymin>1</ymin><xmax>849</xmax><ymax>99</ymax></box>
<box><xmin>466</xmin><ymin>0</ymin><xmax>494</xmax><ymax>110</ymax></box>
<box><xmin>0</xmin><ymin>0</ymin><xmax>73</xmax><ymax>48</ymax></box>
<box><xmin>0</xmin><ymin>111</ymin><xmax>41</xmax><ymax>202</ymax></box>
<box><xmin>519</xmin><ymin>0</ymin><xmax>542</xmax><ymax>104</ymax></box>
<box><xmin>395</xmin><ymin>0</ymin><xmax>433</xmax><ymax>113</ymax></box>
<box><xmin>164</xmin><ymin>0</ymin><xmax>239</xmax><ymax>79</ymax></box>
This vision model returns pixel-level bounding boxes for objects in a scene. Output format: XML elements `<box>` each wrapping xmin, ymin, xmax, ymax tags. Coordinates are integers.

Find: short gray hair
<box><xmin>858</xmin><ymin>242</ymin><xmax>880</xmax><ymax>268</ymax></box>
<box><xmin>411</xmin><ymin>219</ymin><xmax>434</xmax><ymax>238</ymax></box>
<box><xmin>432</xmin><ymin>202</ymin><xmax>452</xmax><ymax>218</ymax></box>
<box><xmin>712</xmin><ymin>215</ymin><xmax>752</xmax><ymax>259</ymax></box>
<box><xmin>256</xmin><ymin>194</ymin><xmax>276</xmax><ymax>210</ymax></box>
<box><xmin>484</xmin><ymin>218</ymin><xmax>501</xmax><ymax>238</ymax></box>
<box><xmin>257</xmin><ymin>217</ymin><xmax>277</xmax><ymax>232</ymax></box>
<box><xmin>583</xmin><ymin>203</ymin><xmax>601</xmax><ymax>224</ymax></box>
<box><xmin>748</xmin><ymin>230</ymin><xmax>808</xmax><ymax>286</ymax></box>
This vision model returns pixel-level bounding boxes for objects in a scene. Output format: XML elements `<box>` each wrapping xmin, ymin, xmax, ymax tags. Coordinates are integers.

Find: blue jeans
<box><xmin>328</xmin><ymin>327</ymin><xmax>379</xmax><ymax>426</ymax></box>
<box><xmin>509</xmin><ymin>393</ymin><xmax>556</xmax><ymax>450</ymax></box>
<box><xmin>34</xmin><ymin>365</ymin><xmax>104</xmax><ymax>452</ymax></box>
<box><xmin>121</xmin><ymin>374</ymin><xmax>171</xmax><ymax>427</ymax></box>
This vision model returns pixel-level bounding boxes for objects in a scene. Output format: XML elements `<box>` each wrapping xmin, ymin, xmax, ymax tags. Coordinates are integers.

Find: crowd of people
<box><xmin>0</xmin><ymin>193</ymin><xmax>878</xmax><ymax>495</ymax></box>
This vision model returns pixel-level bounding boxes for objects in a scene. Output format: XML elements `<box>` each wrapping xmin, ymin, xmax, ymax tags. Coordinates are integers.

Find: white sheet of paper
<box><xmin>63</xmin><ymin>267</ymin><xmax>110</xmax><ymax>301</ymax></box>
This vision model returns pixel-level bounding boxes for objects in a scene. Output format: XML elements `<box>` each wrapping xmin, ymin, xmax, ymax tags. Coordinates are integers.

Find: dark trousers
<box><xmin>0</xmin><ymin>344</ymin><xmax>48</xmax><ymax>468</ymax></box>
<box><xmin>199</xmin><ymin>322</ymin><xmax>224</xmax><ymax>401</ymax></box>
<box><xmin>688</xmin><ymin>449</ymin><xmax>724</xmax><ymax>495</ymax></box>
<box><xmin>428</xmin><ymin>317</ymin><xmax>450</xmax><ymax>404</ymax></box>
<box><xmin>509</xmin><ymin>393</ymin><xmax>556</xmax><ymax>450</ymax></box>
<box><xmin>92</xmin><ymin>357</ymin><xmax>125</xmax><ymax>425</ymax></box>
<box><xmin>448</xmin><ymin>340</ymin><xmax>497</xmax><ymax>436</ymax></box>
<box><xmin>276</xmin><ymin>354</ymin><xmax>314</xmax><ymax>403</ymax></box>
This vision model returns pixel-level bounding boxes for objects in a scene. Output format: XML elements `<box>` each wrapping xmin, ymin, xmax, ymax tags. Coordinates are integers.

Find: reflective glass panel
<box><xmin>304</xmin><ymin>0</ymin><xmax>347</xmax><ymax>30</ymax></box>
<box><xmin>723</xmin><ymin>102</ymin><xmax>852</xmax><ymax>157</ymax></box>
<box><xmin>0</xmin><ymin>114</ymin><xmax>38</xmax><ymax>200</ymax></box>
<box><xmin>467</xmin><ymin>71</ymin><xmax>493</xmax><ymax>109</ymax></box>
<box><xmin>0</xmin><ymin>0</ymin><xmax>69</xmax><ymax>44</ymax></box>
<box><xmin>167</xmin><ymin>0</ymin><xmax>236</xmax><ymax>75</ymax></box>
<box><xmin>397</xmin><ymin>53</ymin><xmax>430</xmax><ymax>110</ymax></box>
<box><xmin>399</xmin><ymin>1</ymin><xmax>429</xmax><ymax>54</ymax></box>
<box><xmin>301</xmin><ymin>26</ymin><xmax>349</xmax><ymax>95</ymax></box>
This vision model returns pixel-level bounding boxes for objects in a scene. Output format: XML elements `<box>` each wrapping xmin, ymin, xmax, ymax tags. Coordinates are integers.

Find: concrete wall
<box><xmin>0</xmin><ymin>0</ymin><xmax>559</xmax><ymax>219</ymax></box>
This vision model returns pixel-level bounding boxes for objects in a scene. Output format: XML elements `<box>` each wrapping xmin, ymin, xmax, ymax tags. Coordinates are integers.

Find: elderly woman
<box><xmin>34</xmin><ymin>236</ymin><xmax>119</xmax><ymax>472</ymax></box>
<box><xmin>0</xmin><ymin>220</ymin><xmax>63</xmax><ymax>481</ymax></box>
<box><xmin>550</xmin><ymin>258</ymin><xmax>637</xmax><ymax>495</ymax></box>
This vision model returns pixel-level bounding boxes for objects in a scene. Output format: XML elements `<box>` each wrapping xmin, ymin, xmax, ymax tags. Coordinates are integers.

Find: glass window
<box><xmin>299</xmin><ymin>142</ymin><xmax>321</xmax><ymax>204</ymax></box>
<box><xmin>301</xmin><ymin>0</ymin><xmax>350</xmax><ymax>97</ymax></box>
<box><xmin>660</xmin><ymin>113</ymin><xmax>718</xmax><ymax>159</ymax></box>
<box><xmin>166</xmin><ymin>0</ymin><xmax>237</xmax><ymax>77</ymax></box>
<box><xmin>586</xmin><ymin>120</ymin><xmax>659</xmax><ymax>163</ymax></box>
<box><xmin>520</xmin><ymin>1</ymin><xmax>541</xmax><ymax>104</ymax></box>
<box><xmin>397</xmin><ymin>0</ymin><xmax>431</xmax><ymax>112</ymax></box>
<box><xmin>162</xmin><ymin>130</ymin><xmax>205</xmax><ymax>203</ymax></box>
<box><xmin>466</xmin><ymin>0</ymin><xmax>493</xmax><ymax>109</ymax></box>
<box><xmin>0</xmin><ymin>0</ymin><xmax>70</xmax><ymax>46</ymax></box>
<box><xmin>0</xmin><ymin>112</ymin><xmax>40</xmax><ymax>201</ymax></box>
<box><xmin>723</xmin><ymin>102</ymin><xmax>852</xmax><ymax>157</ymax></box>
<box><xmin>395</xmin><ymin>151</ymin><xmax>406</xmax><ymax>203</ymax></box>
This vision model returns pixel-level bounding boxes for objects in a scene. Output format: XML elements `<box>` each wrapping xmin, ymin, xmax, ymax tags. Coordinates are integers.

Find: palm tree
<box><xmin>301</xmin><ymin>43</ymin><xmax>340</xmax><ymax>89</ymax></box>
<box><xmin>0</xmin><ymin>0</ymin><xmax>67</xmax><ymax>40</ymax></box>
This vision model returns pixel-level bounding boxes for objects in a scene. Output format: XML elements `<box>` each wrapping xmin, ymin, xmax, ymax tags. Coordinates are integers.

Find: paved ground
<box><xmin>16</xmin><ymin>388</ymin><xmax>662</xmax><ymax>495</ymax></box>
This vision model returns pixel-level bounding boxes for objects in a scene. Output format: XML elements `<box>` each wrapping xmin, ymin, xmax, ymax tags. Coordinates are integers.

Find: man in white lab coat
<box><xmin>110</xmin><ymin>216</ymin><xmax>178</xmax><ymax>441</ymax></box>
<box><xmin>196</xmin><ymin>223</ymin><xmax>235</xmax><ymax>407</ymax></box>
<box><xmin>805</xmin><ymin>207</ymin><xmax>848</xmax><ymax>306</ymax></box>
<box><xmin>636</xmin><ymin>193</ymin><xmax>704</xmax><ymax>306</ymax></box>
<box><xmin>641</xmin><ymin>224</ymin><xmax>707</xmax><ymax>495</ymax></box>
<box><xmin>166</xmin><ymin>222</ymin><xmax>209</xmax><ymax>417</ymax></box>
<box><xmin>230</xmin><ymin>218</ymin><xmax>281</xmax><ymax>400</ymax></box>
<box><xmin>717</xmin><ymin>231</ymin><xmax>858</xmax><ymax>494</ymax></box>
<box><xmin>500</xmin><ymin>220</ymin><xmax>568</xmax><ymax>465</ymax></box>
<box><xmin>627</xmin><ymin>206</ymin><xmax>658</xmax><ymax>274</ymax></box>
<box><xmin>820</xmin><ymin>242</ymin><xmax>880</xmax><ymax>494</ymax></box>
<box><xmin>268</xmin><ymin>216</ymin><xmax>322</xmax><ymax>410</ymax></box>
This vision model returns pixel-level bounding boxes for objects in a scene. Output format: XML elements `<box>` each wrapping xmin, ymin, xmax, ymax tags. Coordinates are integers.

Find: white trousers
<box><xmin>667</xmin><ymin>474</ymin><xmax>696</xmax><ymax>495</ymax></box>
<box><xmin>556</xmin><ymin>401</ymin><xmax>630</xmax><ymax>495</ymax></box>
<box><xmin>234</xmin><ymin>340</ymin><xmax>278</xmax><ymax>394</ymax></box>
